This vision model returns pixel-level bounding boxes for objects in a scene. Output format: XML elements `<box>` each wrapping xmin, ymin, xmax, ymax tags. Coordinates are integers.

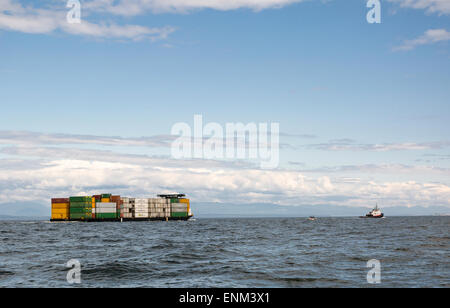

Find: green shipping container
<box><xmin>96</xmin><ymin>213</ymin><xmax>117</xmax><ymax>219</ymax></box>
<box><xmin>69</xmin><ymin>208</ymin><xmax>92</xmax><ymax>214</ymax></box>
<box><xmin>101</xmin><ymin>194</ymin><xmax>112</xmax><ymax>198</ymax></box>
<box><xmin>170</xmin><ymin>198</ymin><xmax>180</xmax><ymax>203</ymax></box>
<box><xmin>70</xmin><ymin>213</ymin><xmax>93</xmax><ymax>219</ymax></box>
<box><xmin>70</xmin><ymin>202</ymin><xmax>92</xmax><ymax>208</ymax></box>
<box><xmin>171</xmin><ymin>212</ymin><xmax>188</xmax><ymax>218</ymax></box>
<box><xmin>70</xmin><ymin>196</ymin><xmax>92</xmax><ymax>202</ymax></box>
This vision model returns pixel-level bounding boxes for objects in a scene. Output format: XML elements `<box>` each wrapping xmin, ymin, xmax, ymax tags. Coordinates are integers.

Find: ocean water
<box><xmin>0</xmin><ymin>217</ymin><xmax>448</xmax><ymax>288</ymax></box>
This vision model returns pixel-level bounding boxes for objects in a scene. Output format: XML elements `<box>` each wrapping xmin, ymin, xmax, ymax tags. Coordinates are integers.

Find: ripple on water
<box><xmin>0</xmin><ymin>217</ymin><xmax>448</xmax><ymax>287</ymax></box>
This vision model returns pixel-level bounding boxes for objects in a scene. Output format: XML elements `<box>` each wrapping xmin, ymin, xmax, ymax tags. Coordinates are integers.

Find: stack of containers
<box><xmin>70</xmin><ymin>196</ymin><xmax>93</xmax><ymax>220</ymax></box>
<box><xmin>134</xmin><ymin>198</ymin><xmax>149</xmax><ymax>218</ymax></box>
<box><xmin>96</xmin><ymin>193</ymin><xmax>117</xmax><ymax>219</ymax></box>
<box><xmin>148</xmin><ymin>198</ymin><xmax>170</xmax><ymax>218</ymax></box>
<box><xmin>111</xmin><ymin>196</ymin><xmax>121</xmax><ymax>218</ymax></box>
<box><xmin>51</xmin><ymin>198</ymin><xmax>70</xmax><ymax>220</ymax></box>
<box><xmin>180</xmin><ymin>198</ymin><xmax>191</xmax><ymax>216</ymax></box>
<box><xmin>171</xmin><ymin>198</ymin><xmax>189</xmax><ymax>218</ymax></box>
<box><xmin>92</xmin><ymin>195</ymin><xmax>101</xmax><ymax>219</ymax></box>
<box><xmin>120</xmin><ymin>197</ymin><xmax>133</xmax><ymax>218</ymax></box>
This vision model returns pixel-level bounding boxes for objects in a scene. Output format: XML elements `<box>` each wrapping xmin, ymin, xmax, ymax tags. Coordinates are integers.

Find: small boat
<box><xmin>308</xmin><ymin>216</ymin><xmax>316</xmax><ymax>221</ymax></box>
<box><xmin>361</xmin><ymin>204</ymin><xmax>384</xmax><ymax>218</ymax></box>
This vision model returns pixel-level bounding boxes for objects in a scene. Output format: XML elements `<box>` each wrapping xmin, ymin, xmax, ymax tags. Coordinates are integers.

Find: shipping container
<box><xmin>96</xmin><ymin>213</ymin><xmax>117</xmax><ymax>219</ymax></box>
<box><xmin>134</xmin><ymin>213</ymin><xmax>149</xmax><ymax>218</ymax></box>
<box><xmin>69</xmin><ymin>213</ymin><xmax>93</xmax><ymax>220</ymax></box>
<box><xmin>171</xmin><ymin>212</ymin><xmax>188</xmax><ymax>218</ymax></box>
<box><xmin>52</xmin><ymin>198</ymin><xmax>70</xmax><ymax>203</ymax></box>
<box><xmin>51</xmin><ymin>213</ymin><xmax>69</xmax><ymax>220</ymax></box>
<box><xmin>111</xmin><ymin>195</ymin><xmax>121</xmax><ymax>203</ymax></box>
<box><xmin>52</xmin><ymin>203</ymin><xmax>70</xmax><ymax>209</ymax></box>
<box><xmin>70</xmin><ymin>196</ymin><xmax>92</xmax><ymax>202</ymax></box>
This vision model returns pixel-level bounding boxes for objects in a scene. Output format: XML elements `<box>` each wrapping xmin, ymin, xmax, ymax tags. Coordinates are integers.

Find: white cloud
<box><xmin>388</xmin><ymin>0</ymin><xmax>450</xmax><ymax>15</ymax></box>
<box><xmin>394</xmin><ymin>28</ymin><xmax>450</xmax><ymax>51</ymax></box>
<box><xmin>299</xmin><ymin>163</ymin><xmax>450</xmax><ymax>176</ymax></box>
<box><xmin>0</xmin><ymin>145</ymin><xmax>449</xmax><ymax>208</ymax></box>
<box><xmin>0</xmin><ymin>0</ymin><xmax>175</xmax><ymax>40</ymax></box>
<box><xmin>306</xmin><ymin>139</ymin><xmax>450</xmax><ymax>151</ymax></box>
<box><xmin>0</xmin><ymin>130</ymin><xmax>449</xmax><ymax>209</ymax></box>
<box><xmin>0</xmin><ymin>130</ymin><xmax>175</xmax><ymax>147</ymax></box>
<box><xmin>83</xmin><ymin>0</ymin><xmax>305</xmax><ymax>15</ymax></box>
<box><xmin>1</xmin><ymin>157</ymin><xmax>449</xmax><ymax>208</ymax></box>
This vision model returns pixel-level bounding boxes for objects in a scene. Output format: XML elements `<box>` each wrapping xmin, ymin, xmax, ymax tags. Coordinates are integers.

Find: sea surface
<box><xmin>0</xmin><ymin>217</ymin><xmax>448</xmax><ymax>288</ymax></box>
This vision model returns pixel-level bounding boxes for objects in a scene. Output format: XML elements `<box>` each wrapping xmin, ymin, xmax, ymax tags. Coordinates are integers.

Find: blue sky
<box><xmin>0</xmin><ymin>0</ymin><xmax>449</xmax><ymax>213</ymax></box>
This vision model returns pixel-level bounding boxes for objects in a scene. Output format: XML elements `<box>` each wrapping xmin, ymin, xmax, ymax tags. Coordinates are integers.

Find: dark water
<box><xmin>0</xmin><ymin>217</ymin><xmax>448</xmax><ymax>288</ymax></box>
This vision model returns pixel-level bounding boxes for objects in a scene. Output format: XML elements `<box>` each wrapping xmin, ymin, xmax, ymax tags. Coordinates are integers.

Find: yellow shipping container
<box><xmin>101</xmin><ymin>198</ymin><xmax>110</xmax><ymax>203</ymax></box>
<box><xmin>92</xmin><ymin>197</ymin><xmax>96</xmax><ymax>208</ymax></box>
<box><xmin>51</xmin><ymin>213</ymin><xmax>69</xmax><ymax>220</ymax></box>
<box><xmin>51</xmin><ymin>203</ymin><xmax>70</xmax><ymax>209</ymax></box>
<box><xmin>51</xmin><ymin>206</ymin><xmax>69</xmax><ymax>219</ymax></box>
<box><xmin>52</xmin><ymin>209</ymin><xmax>69</xmax><ymax>215</ymax></box>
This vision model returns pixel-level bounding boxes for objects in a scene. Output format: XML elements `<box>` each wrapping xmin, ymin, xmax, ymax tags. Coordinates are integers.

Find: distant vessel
<box><xmin>361</xmin><ymin>204</ymin><xmax>384</xmax><ymax>218</ymax></box>
<box><xmin>308</xmin><ymin>216</ymin><xmax>316</xmax><ymax>221</ymax></box>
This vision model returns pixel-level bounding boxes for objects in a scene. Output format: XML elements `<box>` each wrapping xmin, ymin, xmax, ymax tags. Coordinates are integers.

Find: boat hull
<box><xmin>360</xmin><ymin>213</ymin><xmax>384</xmax><ymax>218</ymax></box>
<box><xmin>50</xmin><ymin>215</ymin><xmax>194</xmax><ymax>222</ymax></box>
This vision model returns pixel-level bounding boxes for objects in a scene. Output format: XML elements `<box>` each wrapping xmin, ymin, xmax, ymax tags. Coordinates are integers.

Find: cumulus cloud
<box><xmin>0</xmin><ymin>157</ymin><xmax>449</xmax><ymax>209</ymax></box>
<box><xmin>0</xmin><ymin>0</ymin><xmax>175</xmax><ymax>40</ymax></box>
<box><xmin>388</xmin><ymin>0</ymin><xmax>450</xmax><ymax>15</ymax></box>
<box><xmin>394</xmin><ymin>28</ymin><xmax>450</xmax><ymax>51</ymax></box>
<box><xmin>0</xmin><ymin>130</ymin><xmax>449</xmax><ymax>209</ymax></box>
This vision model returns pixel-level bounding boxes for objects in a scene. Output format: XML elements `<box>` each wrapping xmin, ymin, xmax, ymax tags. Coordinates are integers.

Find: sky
<box><xmin>0</xmin><ymin>0</ymin><xmax>449</xmax><ymax>215</ymax></box>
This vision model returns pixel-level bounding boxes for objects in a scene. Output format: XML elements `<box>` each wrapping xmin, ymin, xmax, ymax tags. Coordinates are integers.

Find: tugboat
<box><xmin>361</xmin><ymin>204</ymin><xmax>384</xmax><ymax>218</ymax></box>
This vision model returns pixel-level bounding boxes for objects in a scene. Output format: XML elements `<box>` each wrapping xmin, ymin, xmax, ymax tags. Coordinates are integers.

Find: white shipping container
<box><xmin>96</xmin><ymin>202</ymin><xmax>117</xmax><ymax>208</ymax></box>
<box><xmin>135</xmin><ymin>207</ymin><xmax>148</xmax><ymax>211</ymax></box>
<box><xmin>96</xmin><ymin>208</ymin><xmax>116</xmax><ymax>214</ymax></box>
<box><xmin>149</xmin><ymin>213</ymin><xmax>164</xmax><ymax>218</ymax></box>
<box><xmin>149</xmin><ymin>198</ymin><xmax>167</xmax><ymax>203</ymax></box>
<box><xmin>134</xmin><ymin>213</ymin><xmax>148</xmax><ymax>218</ymax></box>
<box><xmin>172</xmin><ymin>208</ymin><xmax>188</xmax><ymax>213</ymax></box>
<box><xmin>149</xmin><ymin>209</ymin><xmax>165</xmax><ymax>213</ymax></box>
<box><xmin>172</xmin><ymin>206</ymin><xmax>188</xmax><ymax>211</ymax></box>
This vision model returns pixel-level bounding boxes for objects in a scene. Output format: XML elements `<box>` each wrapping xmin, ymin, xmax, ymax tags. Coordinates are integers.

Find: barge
<box><xmin>50</xmin><ymin>193</ymin><xmax>193</xmax><ymax>222</ymax></box>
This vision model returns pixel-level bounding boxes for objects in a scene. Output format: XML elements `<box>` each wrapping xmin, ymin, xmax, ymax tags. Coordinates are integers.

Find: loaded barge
<box><xmin>50</xmin><ymin>194</ymin><xmax>193</xmax><ymax>222</ymax></box>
